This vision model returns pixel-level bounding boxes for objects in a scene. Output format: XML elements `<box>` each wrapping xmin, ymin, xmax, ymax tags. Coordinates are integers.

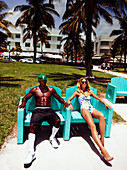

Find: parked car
<box><xmin>19</xmin><ymin>58</ymin><xmax>33</xmax><ymax>63</ymax></box>
<box><xmin>19</xmin><ymin>58</ymin><xmax>28</xmax><ymax>62</ymax></box>
<box><xmin>35</xmin><ymin>58</ymin><xmax>45</xmax><ymax>63</ymax></box>
<box><xmin>25</xmin><ymin>58</ymin><xmax>33</xmax><ymax>63</ymax></box>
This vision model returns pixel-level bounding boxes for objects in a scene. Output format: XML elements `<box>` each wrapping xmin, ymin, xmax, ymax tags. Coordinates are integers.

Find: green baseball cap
<box><xmin>38</xmin><ymin>74</ymin><xmax>47</xmax><ymax>81</ymax></box>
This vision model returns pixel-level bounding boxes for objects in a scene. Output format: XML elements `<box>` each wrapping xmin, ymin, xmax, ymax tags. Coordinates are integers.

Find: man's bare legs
<box><xmin>81</xmin><ymin>109</ymin><xmax>113</xmax><ymax>161</ymax></box>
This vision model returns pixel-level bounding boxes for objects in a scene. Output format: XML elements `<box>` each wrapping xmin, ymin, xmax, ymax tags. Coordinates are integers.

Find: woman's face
<box><xmin>81</xmin><ymin>79</ymin><xmax>87</xmax><ymax>90</ymax></box>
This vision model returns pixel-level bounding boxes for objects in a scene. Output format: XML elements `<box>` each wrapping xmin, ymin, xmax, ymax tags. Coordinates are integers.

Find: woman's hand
<box><xmin>68</xmin><ymin>103</ymin><xmax>73</xmax><ymax>111</ymax></box>
<box><xmin>104</xmin><ymin>102</ymin><xmax>111</xmax><ymax>109</ymax></box>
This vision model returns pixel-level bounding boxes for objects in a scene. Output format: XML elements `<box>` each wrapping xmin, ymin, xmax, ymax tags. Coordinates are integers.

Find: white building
<box><xmin>93</xmin><ymin>35</ymin><xmax>118</xmax><ymax>59</ymax></box>
<box><xmin>6</xmin><ymin>26</ymin><xmax>63</xmax><ymax>55</ymax></box>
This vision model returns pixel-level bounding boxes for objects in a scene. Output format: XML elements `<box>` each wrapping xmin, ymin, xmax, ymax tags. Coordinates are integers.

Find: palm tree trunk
<box><xmin>33</xmin><ymin>32</ymin><xmax>37</xmax><ymax>63</ymax></box>
<box><xmin>85</xmin><ymin>0</ymin><xmax>94</xmax><ymax>78</ymax></box>
<box><xmin>124</xmin><ymin>34</ymin><xmax>127</xmax><ymax>72</ymax></box>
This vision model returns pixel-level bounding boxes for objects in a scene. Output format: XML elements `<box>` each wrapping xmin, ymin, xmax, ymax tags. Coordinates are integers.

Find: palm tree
<box><xmin>62</xmin><ymin>0</ymin><xmax>118</xmax><ymax>78</ymax></box>
<box><xmin>60</xmin><ymin>0</ymin><xmax>86</xmax><ymax>63</ymax></box>
<box><xmin>0</xmin><ymin>1</ymin><xmax>15</xmax><ymax>44</ymax></box>
<box><xmin>110</xmin><ymin>8</ymin><xmax>127</xmax><ymax>71</ymax></box>
<box><xmin>14</xmin><ymin>0</ymin><xmax>59</xmax><ymax>63</ymax></box>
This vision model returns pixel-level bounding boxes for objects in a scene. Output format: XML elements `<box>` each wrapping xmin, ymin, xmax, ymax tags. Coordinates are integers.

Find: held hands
<box><xmin>18</xmin><ymin>103</ymin><xmax>26</xmax><ymax>109</ymax></box>
<box><xmin>68</xmin><ymin>103</ymin><xmax>73</xmax><ymax>111</ymax></box>
<box><xmin>63</xmin><ymin>101</ymin><xmax>68</xmax><ymax>108</ymax></box>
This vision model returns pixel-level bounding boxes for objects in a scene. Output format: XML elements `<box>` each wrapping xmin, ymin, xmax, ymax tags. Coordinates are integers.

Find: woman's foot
<box><xmin>101</xmin><ymin>149</ymin><xmax>114</xmax><ymax>162</ymax></box>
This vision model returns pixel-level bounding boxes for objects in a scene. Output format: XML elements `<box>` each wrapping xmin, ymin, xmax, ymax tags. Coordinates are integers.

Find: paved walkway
<box><xmin>93</xmin><ymin>65</ymin><xmax>127</xmax><ymax>122</ymax></box>
<box><xmin>0</xmin><ymin>122</ymin><xmax>127</xmax><ymax>170</ymax></box>
<box><xmin>93</xmin><ymin>65</ymin><xmax>127</xmax><ymax>79</ymax></box>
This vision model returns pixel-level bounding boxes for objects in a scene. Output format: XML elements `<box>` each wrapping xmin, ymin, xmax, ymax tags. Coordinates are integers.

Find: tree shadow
<box><xmin>0</xmin><ymin>76</ymin><xmax>24</xmax><ymax>82</ymax></box>
<box><xmin>0</xmin><ymin>83</ymin><xmax>21</xmax><ymax>87</ymax></box>
<box><xmin>0</xmin><ymin>76</ymin><xmax>25</xmax><ymax>87</ymax></box>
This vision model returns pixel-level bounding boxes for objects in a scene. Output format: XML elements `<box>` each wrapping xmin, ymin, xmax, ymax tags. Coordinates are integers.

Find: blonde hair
<box><xmin>76</xmin><ymin>77</ymin><xmax>91</xmax><ymax>95</ymax></box>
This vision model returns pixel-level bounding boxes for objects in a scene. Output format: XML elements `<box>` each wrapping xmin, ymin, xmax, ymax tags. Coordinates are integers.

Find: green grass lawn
<box><xmin>0</xmin><ymin>60</ymin><xmax>125</xmax><ymax>148</ymax></box>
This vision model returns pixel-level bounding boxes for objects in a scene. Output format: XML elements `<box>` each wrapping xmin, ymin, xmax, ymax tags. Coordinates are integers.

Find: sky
<box><xmin>3</xmin><ymin>0</ymin><xmax>120</xmax><ymax>40</ymax></box>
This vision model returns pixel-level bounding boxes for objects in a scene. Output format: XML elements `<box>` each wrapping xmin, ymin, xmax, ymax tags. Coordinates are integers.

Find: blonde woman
<box><xmin>67</xmin><ymin>77</ymin><xmax>114</xmax><ymax>162</ymax></box>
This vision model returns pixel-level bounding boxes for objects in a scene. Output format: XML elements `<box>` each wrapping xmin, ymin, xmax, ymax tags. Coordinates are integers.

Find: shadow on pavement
<box><xmin>24</xmin><ymin>124</ymin><xmax>112</xmax><ymax>167</ymax></box>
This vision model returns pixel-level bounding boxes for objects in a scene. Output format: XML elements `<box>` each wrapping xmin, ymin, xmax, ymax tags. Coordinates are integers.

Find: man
<box><xmin>18</xmin><ymin>74</ymin><xmax>68</xmax><ymax>166</ymax></box>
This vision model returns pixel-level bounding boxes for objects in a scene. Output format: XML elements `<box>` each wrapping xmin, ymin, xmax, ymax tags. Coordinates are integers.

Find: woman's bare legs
<box><xmin>81</xmin><ymin>109</ymin><xmax>113</xmax><ymax>161</ymax></box>
<box><xmin>92</xmin><ymin>109</ymin><xmax>105</xmax><ymax>146</ymax></box>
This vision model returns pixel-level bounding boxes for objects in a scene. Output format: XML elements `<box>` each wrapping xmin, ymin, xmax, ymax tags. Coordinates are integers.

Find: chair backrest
<box><xmin>66</xmin><ymin>85</ymin><xmax>97</xmax><ymax>111</ymax></box>
<box><xmin>111</xmin><ymin>77</ymin><xmax>127</xmax><ymax>91</ymax></box>
<box><xmin>25</xmin><ymin>85</ymin><xmax>62</xmax><ymax>113</ymax></box>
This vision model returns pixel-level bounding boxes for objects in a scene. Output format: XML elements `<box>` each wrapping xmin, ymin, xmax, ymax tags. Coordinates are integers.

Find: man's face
<box><xmin>39</xmin><ymin>80</ymin><xmax>47</xmax><ymax>86</ymax></box>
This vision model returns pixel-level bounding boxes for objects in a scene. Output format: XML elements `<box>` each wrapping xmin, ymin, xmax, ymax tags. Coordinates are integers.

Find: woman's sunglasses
<box><xmin>82</xmin><ymin>81</ymin><xmax>86</xmax><ymax>84</ymax></box>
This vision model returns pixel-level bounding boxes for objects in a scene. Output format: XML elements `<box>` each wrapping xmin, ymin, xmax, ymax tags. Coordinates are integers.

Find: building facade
<box><xmin>6</xmin><ymin>26</ymin><xmax>63</xmax><ymax>54</ymax></box>
<box><xmin>93</xmin><ymin>35</ymin><xmax>118</xmax><ymax>59</ymax></box>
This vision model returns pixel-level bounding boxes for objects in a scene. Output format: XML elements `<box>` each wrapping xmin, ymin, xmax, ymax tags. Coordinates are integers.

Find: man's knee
<box><xmin>30</xmin><ymin>124</ymin><xmax>37</xmax><ymax>133</ymax></box>
<box><xmin>54</xmin><ymin>119</ymin><xmax>60</xmax><ymax>128</ymax></box>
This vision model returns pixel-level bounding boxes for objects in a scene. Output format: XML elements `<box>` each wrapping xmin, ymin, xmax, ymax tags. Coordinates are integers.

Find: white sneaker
<box><xmin>24</xmin><ymin>151</ymin><xmax>36</xmax><ymax>166</ymax></box>
<box><xmin>49</xmin><ymin>137</ymin><xmax>59</xmax><ymax>149</ymax></box>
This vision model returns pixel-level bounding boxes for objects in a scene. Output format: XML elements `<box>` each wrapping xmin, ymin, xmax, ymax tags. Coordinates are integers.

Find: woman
<box><xmin>67</xmin><ymin>77</ymin><xmax>114</xmax><ymax>162</ymax></box>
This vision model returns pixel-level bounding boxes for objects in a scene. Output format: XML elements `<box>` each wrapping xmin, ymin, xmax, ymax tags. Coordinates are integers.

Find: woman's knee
<box><xmin>99</xmin><ymin>113</ymin><xmax>105</xmax><ymax>121</ymax></box>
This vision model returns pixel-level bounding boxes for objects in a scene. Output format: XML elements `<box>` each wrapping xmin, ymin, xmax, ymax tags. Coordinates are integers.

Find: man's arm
<box><xmin>52</xmin><ymin>89</ymin><xmax>68</xmax><ymax>108</ymax></box>
<box><xmin>18</xmin><ymin>89</ymin><xmax>34</xmax><ymax>108</ymax></box>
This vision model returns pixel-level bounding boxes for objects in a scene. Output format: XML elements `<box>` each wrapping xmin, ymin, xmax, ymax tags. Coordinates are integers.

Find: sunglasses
<box><xmin>82</xmin><ymin>81</ymin><xmax>86</xmax><ymax>84</ymax></box>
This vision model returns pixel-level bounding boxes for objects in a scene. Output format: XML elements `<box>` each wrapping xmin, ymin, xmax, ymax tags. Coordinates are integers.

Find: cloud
<box><xmin>95</xmin><ymin>18</ymin><xmax>120</xmax><ymax>37</ymax></box>
<box><xmin>4</xmin><ymin>9</ymin><xmax>21</xmax><ymax>25</ymax></box>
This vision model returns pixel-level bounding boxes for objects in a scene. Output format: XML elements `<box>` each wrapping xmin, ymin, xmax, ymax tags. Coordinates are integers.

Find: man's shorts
<box><xmin>30</xmin><ymin>108</ymin><xmax>60</xmax><ymax>128</ymax></box>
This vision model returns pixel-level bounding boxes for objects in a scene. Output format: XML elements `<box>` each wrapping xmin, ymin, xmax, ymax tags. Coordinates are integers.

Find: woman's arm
<box><xmin>90</xmin><ymin>91</ymin><xmax>111</xmax><ymax>109</ymax></box>
<box><xmin>67</xmin><ymin>91</ymin><xmax>77</xmax><ymax>110</ymax></box>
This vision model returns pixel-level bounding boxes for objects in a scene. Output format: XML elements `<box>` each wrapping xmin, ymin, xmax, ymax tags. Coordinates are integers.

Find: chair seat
<box><xmin>71</xmin><ymin>111</ymin><xmax>99</xmax><ymax>123</ymax></box>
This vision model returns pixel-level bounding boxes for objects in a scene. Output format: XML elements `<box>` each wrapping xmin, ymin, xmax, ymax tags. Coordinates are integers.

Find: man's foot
<box><xmin>24</xmin><ymin>152</ymin><xmax>36</xmax><ymax>168</ymax></box>
<box><xmin>49</xmin><ymin>137</ymin><xmax>59</xmax><ymax>149</ymax></box>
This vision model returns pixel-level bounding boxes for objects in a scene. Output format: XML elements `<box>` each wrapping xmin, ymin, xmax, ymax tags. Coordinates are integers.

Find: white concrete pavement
<box><xmin>0</xmin><ymin>122</ymin><xmax>127</xmax><ymax>170</ymax></box>
<box><xmin>93</xmin><ymin>65</ymin><xmax>127</xmax><ymax>79</ymax></box>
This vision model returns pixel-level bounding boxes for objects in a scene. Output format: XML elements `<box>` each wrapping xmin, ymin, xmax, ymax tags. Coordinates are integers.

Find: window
<box><xmin>96</xmin><ymin>42</ymin><xmax>98</xmax><ymax>53</ymax></box>
<box><xmin>15</xmin><ymin>42</ymin><xmax>20</xmax><ymax>47</ymax></box>
<box><xmin>57</xmin><ymin>45</ymin><xmax>61</xmax><ymax>49</ymax></box>
<box><xmin>37</xmin><ymin>43</ymin><xmax>40</xmax><ymax>48</ymax></box>
<box><xmin>25</xmin><ymin>43</ymin><xmax>30</xmax><ymax>47</ymax></box>
<box><xmin>100</xmin><ymin>49</ymin><xmax>109</xmax><ymax>53</ymax></box>
<box><xmin>57</xmin><ymin>37</ymin><xmax>61</xmax><ymax>41</ymax></box>
<box><xmin>47</xmin><ymin>36</ymin><xmax>51</xmax><ymax>40</ymax></box>
<box><xmin>101</xmin><ymin>41</ymin><xmax>109</xmax><ymax>45</ymax></box>
<box><xmin>15</xmin><ymin>34</ymin><xmax>20</xmax><ymax>38</ymax></box>
<box><xmin>45</xmin><ymin>44</ymin><xmax>50</xmax><ymax>48</ymax></box>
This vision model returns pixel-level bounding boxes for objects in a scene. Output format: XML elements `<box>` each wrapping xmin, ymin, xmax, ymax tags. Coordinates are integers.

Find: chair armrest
<box><xmin>106</xmin><ymin>83</ymin><xmax>117</xmax><ymax>104</ymax></box>
<box><xmin>95</xmin><ymin>100</ymin><xmax>113</xmax><ymax>137</ymax></box>
<box><xmin>17</xmin><ymin>97</ymin><xmax>26</xmax><ymax>144</ymax></box>
<box><xmin>63</xmin><ymin>107</ymin><xmax>72</xmax><ymax>140</ymax></box>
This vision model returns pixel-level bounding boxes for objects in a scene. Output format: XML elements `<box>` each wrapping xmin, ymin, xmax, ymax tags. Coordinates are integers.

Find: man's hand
<box><xmin>18</xmin><ymin>103</ymin><xmax>26</xmax><ymax>109</ymax></box>
<box><xmin>63</xmin><ymin>101</ymin><xmax>68</xmax><ymax>108</ymax></box>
